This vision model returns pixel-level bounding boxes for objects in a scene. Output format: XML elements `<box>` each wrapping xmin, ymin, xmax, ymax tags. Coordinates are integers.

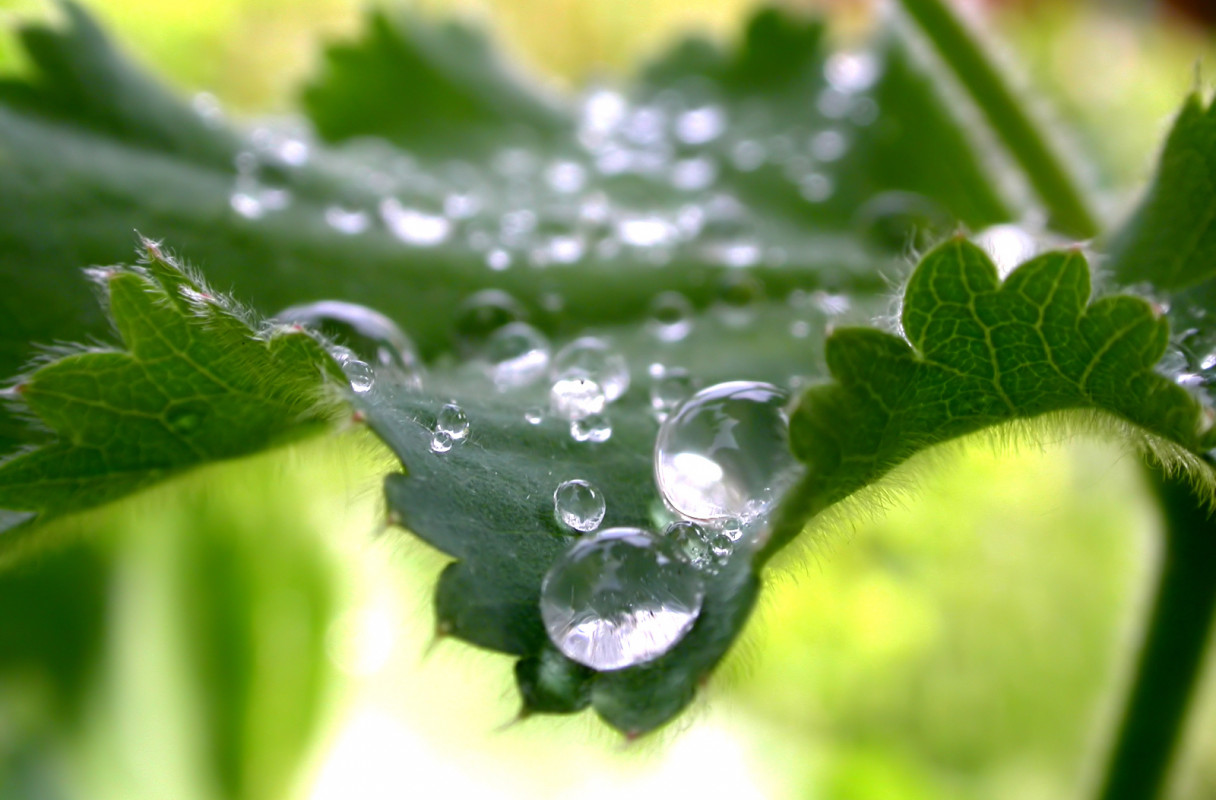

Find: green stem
<box><xmin>895</xmin><ymin>0</ymin><xmax>1100</xmax><ymax>238</ymax></box>
<box><xmin>1095</xmin><ymin>464</ymin><xmax>1216</xmax><ymax>800</ymax></box>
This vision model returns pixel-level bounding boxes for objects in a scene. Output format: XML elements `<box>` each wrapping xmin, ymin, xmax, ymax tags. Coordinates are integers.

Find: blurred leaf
<box><xmin>1108</xmin><ymin>92</ymin><xmax>1216</xmax><ymax>291</ymax></box>
<box><xmin>0</xmin><ymin>243</ymin><xmax>342</xmax><ymax>539</ymax></box>
<box><xmin>767</xmin><ymin>239</ymin><xmax>1216</xmax><ymax>558</ymax></box>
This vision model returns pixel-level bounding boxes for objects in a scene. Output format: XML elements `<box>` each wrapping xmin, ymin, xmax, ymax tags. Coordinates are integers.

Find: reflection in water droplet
<box><xmin>655</xmin><ymin>381</ymin><xmax>799</xmax><ymax>528</ymax></box>
<box><xmin>648</xmin><ymin>292</ymin><xmax>694</xmax><ymax>342</ymax></box>
<box><xmin>553</xmin><ymin>479</ymin><xmax>607</xmax><ymax>533</ymax></box>
<box><xmin>484</xmin><ymin>322</ymin><xmax>550</xmax><ymax>389</ymax></box>
<box><xmin>540</xmin><ymin>527</ymin><xmax>705</xmax><ymax>670</ymax></box>
<box><xmin>436</xmin><ymin>402</ymin><xmax>470</xmax><ymax>441</ymax></box>
<box><xmin>551</xmin><ymin>337</ymin><xmax>630</xmax><ymax>402</ymax></box>
<box><xmin>570</xmin><ymin>413</ymin><xmax>612</xmax><ymax>443</ymax></box>
<box><xmin>550</xmin><ymin>377</ymin><xmax>607</xmax><ymax>421</ymax></box>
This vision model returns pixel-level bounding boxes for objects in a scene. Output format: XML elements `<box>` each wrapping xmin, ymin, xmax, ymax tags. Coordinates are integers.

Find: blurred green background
<box><xmin>1</xmin><ymin>1</ymin><xmax>1215</xmax><ymax>798</ymax></box>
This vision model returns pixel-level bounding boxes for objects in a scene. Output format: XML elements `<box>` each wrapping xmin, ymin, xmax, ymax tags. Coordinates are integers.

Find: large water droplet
<box><xmin>540</xmin><ymin>527</ymin><xmax>705</xmax><ymax>671</ymax></box>
<box><xmin>655</xmin><ymin>381</ymin><xmax>799</xmax><ymax>527</ymax></box>
<box><xmin>551</xmin><ymin>337</ymin><xmax>630</xmax><ymax>403</ymax></box>
<box><xmin>275</xmin><ymin>300</ymin><xmax>421</xmax><ymax>377</ymax></box>
<box><xmin>454</xmin><ymin>290</ymin><xmax>527</xmax><ymax>356</ymax></box>
<box><xmin>484</xmin><ymin>322</ymin><xmax>550</xmax><ymax>389</ymax></box>
<box><xmin>553</xmin><ymin>479</ymin><xmax>606</xmax><ymax>533</ymax></box>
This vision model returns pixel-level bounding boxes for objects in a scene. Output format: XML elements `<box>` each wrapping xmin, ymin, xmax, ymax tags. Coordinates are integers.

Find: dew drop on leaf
<box><xmin>648</xmin><ymin>291</ymin><xmax>694</xmax><ymax>342</ymax></box>
<box><xmin>274</xmin><ymin>300</ymin><xmax>420</xmax><ymax>377</ymax></box>
<box><xmin>540</xmin><ymin>527</ymin><xmax>705</xmax><ymax>670</ymax></box>
<box><xmin>435</xmin><ymin>402</ymin><xmax>470</xmax><ymax>441</ymax></box>
<box><xmin>550</xmin><ymin>337</ymin><xmax>630</xmax><ymax>402</ymax></box>
<box><xmin>570</xmin><ymin>412</ymin><xmax>612</xmax><ymax>443</ymax></box>
<box><xmin>430</xmin><ymin>430</ymin><xmax>454</xmax><ymax>454</ymax></box>
<box><xmin>553</xmin><ymin>479</ymin><xmax>606</xmax><ymax>533</ymax></box>
<box><xmin>454</xmin><ymin>289</ymin><xmax>528</xmax><ymax>356</ymax></box>
<box><xmin>550</xmin><ymin>377</ymin><xmax>607</xmax><ymax>421</ymax></box>
<box><xmin>663</xmin><ymin>520</ymin><xmax>711</xmax><ymax>569</ymax></box>
<box><xmin>654</xmin><ymin>381</ymin><xmax>799</xmax><ymax>527</ymax></box>
<box><xmin>484</xmin><ymin>322</ymin><xmax>550</xmax><ymax>389</ymax></box>
<box><xmin>649</xmin><ymin>367</ymin><xmax>696</xmax><ymax>418</ymax></box>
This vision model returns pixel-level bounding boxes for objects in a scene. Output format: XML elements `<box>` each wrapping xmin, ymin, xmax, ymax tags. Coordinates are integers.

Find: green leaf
<box><xmin>0</xmin><ymin>243</ymin><xmax>342</xmax><ymax>537</ymax></box>
<box><xmin>301</xmin><ymin>9</ymin><xmax>569</xmax><ymax>154</ymax></box>
<box><xmin>766</xmin><ymin>238</ymin><xmax>1215</xmax><ymax>559</ymax></box>
<box><xmin>1107</xmin><ymin>92</ymin><xmax>1216</xmax><ymax>291</ymax></box>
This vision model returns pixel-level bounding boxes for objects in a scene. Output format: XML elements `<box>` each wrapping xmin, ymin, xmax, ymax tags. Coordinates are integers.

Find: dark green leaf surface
<box><xmin>0</xmin><ymin>244</ymin><xmax>342</xmax><ymax>534</ymax></box>
<box><xmin>767</xmin><ymin>238</ymin><xmax>1216</xmax><ymax>559</ymax></box>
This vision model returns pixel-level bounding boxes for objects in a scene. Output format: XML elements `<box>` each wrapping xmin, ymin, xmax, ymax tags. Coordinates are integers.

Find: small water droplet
<box><xmin>664</xmin><ymin>520</ymin><xmax>712</xmax><ymax>568</ymax></box>
<box><xmin>648</xmin><ymin>292</ymin><xmax>694</xmax><ymax>342</ymax></box>
<box><xmin>486</xmin><ymin>248</ymin><xmax>512</xmax><ymax>271</ymax></box>
<box><xmin>436</xmin><ymin>402</ymin><xmax>470</xmax><ymax>441</ymax></box>
<box><xmin>525</xmin><ymin>407</ymin><xmax>545</xmax><ymax>425</ymax></box>
<box><xmin>799</xmin><ymin>172</ymin><xmax>834</xmax><ymax>203</ymax></box>
<box><xmin>484</xmin><ymin>322</ymin><xmax>551</xmax><ymax>389</ymax></box>
<box><xmin>553</xmin><ymin>479</ymin><xmax>606</xmax><ymax>533</ymax></box>
<box><xmin>430</xmin><ymin>430</ymin><xmax>454</xmax><ymax>453</ymax></box>
<box><xmin>617</xmin><ymin>215</ymin><xmax>678</xmax><ymax>248</ymax></box>
<box><xmin>570</xmin><ymin>413</ymin><xmax>612</xmax><ymax>443</ymax></box>
<box><xmin>649</xmin><ymin>367</ymin><xmax>696</xmax><ymax>418</ymax></box>
<box><xmin>809</xmin><ymin>129</ymin><xmax>849</xmax><ymax>162</ymax></box>
<box><xmin>443</xmin><ymin>192</ymin><xmax>481</xmax><ymax>220</ymax></box>
<box><xmin>324</xmin><ymin>206</ymin><xmax>371</xmax><ymax>235</ymax></box>
<box><xmin>551</xmin><ymin>337</ymin><xmax>631</xmax><ymax>402</ymax></box>
<box><xmin>545</xmin><ymin>160</ymin><xmax>588</xmax><ymax>194</ymax></box>
<box><xmin>341</xmin><ymin>357</ymin><xmax>375</xmax><ymax>394</ymax></box>
<box><xmin>731</xmin><ymin>139</ymin><xmax>766</xmax><ymax>172</ymax></box>
<box><xmin>654</xmin><ymin>381</ymin><xmax>799</xmax><ymax>528</ymax></box>
<box><xmin>380</xmin><ymin>198</ymin><xmax>451</xmax><ymax>247</ymax></box>
<box><xmin>671</xmin><ymin>157</ymin><xmax>718</xmax><ymax>192</ymax></box>
<box><xmin>824</xmin><ymin>51</ymin><xmax>880</xmax><ymax>94</ymax></box>
<box><xmin>550</xmin><ymin>377</ymin><xmax>607</xmax><ymax>421</ymax></box>
<box><xmin>675</xmin><ymin>106</ymin><xmax>726</xmax><ymax>146</ymax></box>
<box><xmin>540</xmin><ymin>527</ymin><xmax>705</xmax><ymax>670</ymax></box>
<box><xmin>715</xmin><ymin>272</ymin><xmax>764</xmax><ymax>327</ymax></box>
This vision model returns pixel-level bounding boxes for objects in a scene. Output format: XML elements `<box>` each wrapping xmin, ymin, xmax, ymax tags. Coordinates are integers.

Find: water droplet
<box><xmin>654</xmin><ymin>381</ymin><xmax>799</xmax><ymax>527</ymax></box>
<box><xmin>570</xmin><ymin>413</ymin><xmax>612</xmax><ymax>443</ymax></box>
<box><xmin>545</xmin><ymin>160</ymin><xmax>588</xmax><ymax>194</ymax></box>
<box><xmin>525</xmin><ymin>407</ymin><xmax>545</xmax><ymax>425</ymax></box>
<box><xmin>443</xmin><ymin>192</ymin><xmax>481</xmax><ymax>219</ymax></box>
<box><xmin>675</xmin><ymin>106</ymin><xmax>726</xmax><ymax>146</ymax></box>
<box><xmin>824</xmin><ymin>51</ymin><xmax>880</xmax><ymax>93</ymax></box>
<box><xmin>430</xmin><ymin>430</ymin><xmax>454</xmax><ymax>453</ymax></box>
<box><xmin>275</xmin><ymin>300</ymin><xmax>421</xmax><ymax>377</ymax></box>
<box><xmin>706</xmin><ymin>239</ymin><xmax>762</xmax><ymax>268</ymax></box>
<box><xmin>550</xmin><ymin>377</ymin><xmax>607</xmax><ymax>421</ymax></box>
<box><xmin>622</xmin><ymin>105</ymin><xmax>667</xmax><ymax>147</ymax></box>
<box><xmin>455</xmin><ymin>290</ymin><xmax>527</xmax><ymax>356</ymax></box>
<box><xmin>799</xmin><ymin>172</ymin><xmax>834</xmax><ymax>203</ymax></box>
<box><xmin>854</xmin><ymin>191</ymin><xmax>950</xmax><ymax>254</ymax></box>
<box><xmin>975</xmin><ymin>224</ymin><xmax>1039</xmax><ymax>278</ymax></box>
<box><xmin>380</xmin><ymin>198</ymin><xmax>451</xmax><ymax>247</ymax></box>
<box><xmin>551</xmin><ymin>337</ymin><xmax>630</xmax><ymax>402</ymax></box>
<box><xmin>671</xmin><ymin>157</ymin><xmax>717</xmax><ymax>192</ymax></box>
<box><xmin>540</xmin><ymin>527</ymin><xmax>705</xmax><ymax>670</ymax></box>
<box><xmin>486</xmin><ymin>248</ymin><xmax>511</xmax><ymax>271</ymax></box>
<box><xmin>715</xmin><ymin>272</ymin><xmax>764</xmax><ymax>327</ymax></box>
<box><xmin>809</xmin><ymin>129</ymin><xmax>849</xmax><ymax>162</ymax></box>
<box><xmin>553</xmin><ymin>479</ymin><xmax>606</xmax><ymax>533</ymax></box>
<box><xmin>708</xmin><ymin>529</ymin><xmax>734</xmax><ymax>560</ymax></box>
<box><xmin>816</xmin><ymin>86</ymin><xmax>854</xmax><ymax>119</ymax></box>
<box><xmin>731</xmin><ymin>139</ymin><xmax>766</xmax><ymax>172</ymax></box>
<box><xmin>337</xmin><ymin>352</ymin><xmax>374</xmax><ymax>394</ymax></box>
<box><xmin>649</xmin><ymin>367</ymin><xmax>696</xmax><ymax>418</ymax></box>
<box><xmin>664</xmin><ymin>520</ymin><xmax>712</xmax><ymax>568</ymax></box>
<box><xmin>435</xmin><ymin>402</ymin><xmax>470</xmax><ymax>441</ymax></box>
<box><xmin>324</xmin><ymin>206</ymin><xmax>371</xmax><ymax>235</ymax></box>
<box><xmin>648</xmin><ymin>292</ymin><xmax>694</xmax><ymax>342</ymax></box>
<box><xmin>617</xmin><ymin>215</ymin><xmax>678</xmax><ymax>248</ymax></box>
<box><xmin>484</xmin><ymin>322</ymin><xmax>550</xmax><ymax>389</ymax></box>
